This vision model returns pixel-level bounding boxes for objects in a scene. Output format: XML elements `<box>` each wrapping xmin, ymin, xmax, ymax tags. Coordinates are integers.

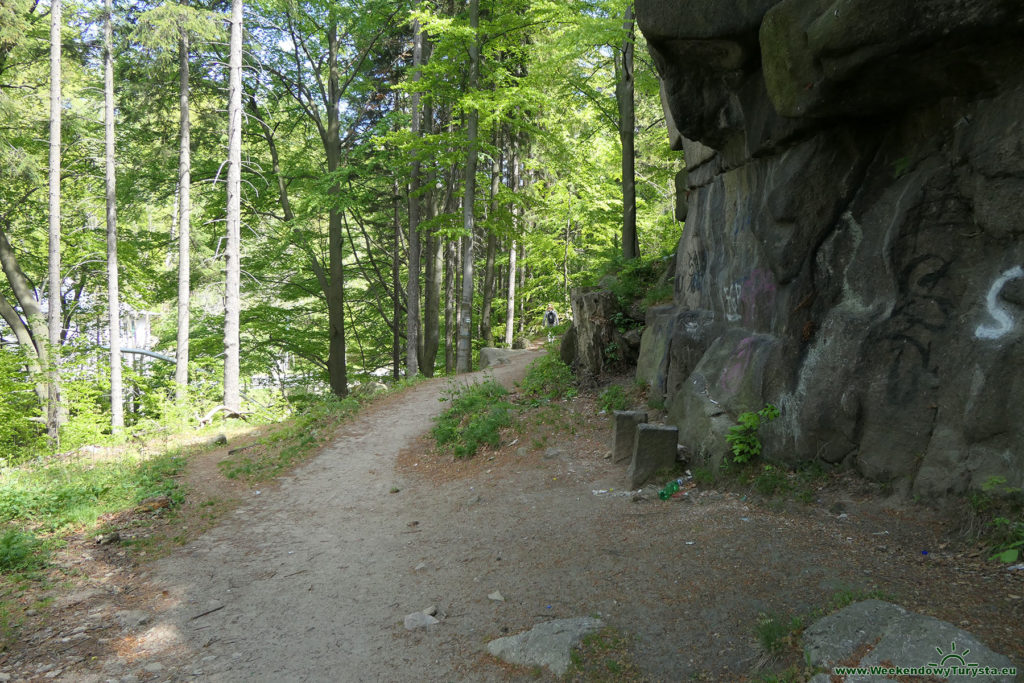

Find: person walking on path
<box><xmin>544</xmin><ymin>305</ymin><xmax>559</xmax><ymax>341</ymax></box>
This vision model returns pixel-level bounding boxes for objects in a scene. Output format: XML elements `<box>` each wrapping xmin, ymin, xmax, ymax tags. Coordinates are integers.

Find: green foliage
<box><xmin>0</xmin><ymin>350</ymin><xmax>45</xmax><ymax>464</ymax></box>
<box><xmin>598</xmin><ymin>385</ymin><xmax>629</xmax><ymax>412</ymax></box>
<box><xmin>725</xmin><ymin>404</ymin><xmax>781</xmax><ymax>464</ymax></box>
<box><xmin>0</xmin><ymin>450</ymin><xmax>184</xmax><ymax>532</ymax></box>
<box><xmin>432</xmin><ymin>380</ymin><xmax>513</xmax><ymax>459</ymax></box>
<box><xmin>517</xmin><ymin>353</ymin><xmax>577</xmax><ymax>405</ymax></box>
<box><xmin>987</xmin><ymin>516</ymin><xmax>1024</xmax><ymax>563</ymax></box>
<box><xmin>756</xmin><ymin>612</ymin><xmax>803</xmax><ymax>655</ymax></box>
<box><xmin>0</xmin><ymin>529</ymin><xmax>46</xmax><ymax>574</ymax></box>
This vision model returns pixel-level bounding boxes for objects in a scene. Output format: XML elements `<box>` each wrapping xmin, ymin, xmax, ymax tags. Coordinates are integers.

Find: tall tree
<box><xmin>455</xmin><ymin>0</ymin><xmax>479</xmax><ymax>373</ymax></box>
<box><xmin>223</xmin><ymin>0</ymin><xmax>243</xmax><ymax>413</ymax></box>
<box><xmin>175</xmin><ymin>0</ymin><xmax>192</xmax><ymax>402</ymax></box>
<box><xmin>104</xmin><ymin>0</ymin><xmax>123</xmax><ymax>431</ymax></box>
<box><xmin>46</xmin><ymin>0</ymin><xmax>63</xmax><ymax>443</ymax></box>
<box><xmin>615</xmin><ymin>2</ymin><xmax>639</xmax><ymax>260</ymax></box>
<box><xmin>405</xmin><ymin>16</ymin><xmax>423</xmax><ymax>378</ymax></box>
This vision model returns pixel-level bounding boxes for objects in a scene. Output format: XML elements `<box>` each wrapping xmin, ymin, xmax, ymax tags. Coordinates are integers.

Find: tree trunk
<box><xmin>392</xmin><ymin>180</ymin><xmax>401</xmax><ymax>380</ymax></box>
<box><xmin>47</xmin><ymin>0</ymin><xmax>63</xmax><ymax>443</ymax></box>
<box><xmin>517</xmin><ymin>242</ymin><xmax>525</xmax><ymax>335</ymax></box>
<box><xmin>174</xmin><ymin>3</ymin><xmax>192</xmax><ymax>402</ymax></box>
<box><xmin>616</xmin><ymin>4</ymin><xmax>639</xmax><ymax>260</ymax></box>
<box><xmin>504</xmin><ymin>238</ymin><xmax>517</xmax><ymax>347</ymax></box>
<box><xmin>479</xmin><ymin>131</ymin><xmax>500</xmax><ymax>347</ymax></box>
<box><xmin>455</xmin><ymin>0</ymin><xmax>480</xmax><ymax>374</ymax></box>
<box><xmin>223</xmin><ymin>0</ymin><xmax>243</xmax><ymax>413</ymax></box>
<box><xmin>104</xmin><ymin>0</ymin><xmax>123</xmax><ymax>431</ymax></box>
<box><xmin>444</xmin><ymin>238</ymin><xmax>456</xmax><ymax>374</ymax></box>
<box><xmin>421</xmin><ymin>162</ymin><xmax>442</xmax><ymax>376</ymax></box>
<box><xmin>326</xmin><ymin>23</ymin><xmax>348</xmax><ymax>397</ymax></box>
<box><xmin>405</xmin><ymin>18</ymin><xmax>424</xmax><ymax>378</ymax></box>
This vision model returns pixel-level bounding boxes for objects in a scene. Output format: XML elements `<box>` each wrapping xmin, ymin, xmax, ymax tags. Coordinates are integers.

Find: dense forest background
<box><xmin>0</xmin><ymin>0</ymin><xmax>679</xmax><ymax>459</ymax></box>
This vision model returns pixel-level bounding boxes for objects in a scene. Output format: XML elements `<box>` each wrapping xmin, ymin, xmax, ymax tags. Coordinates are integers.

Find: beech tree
<box><xmin>223</xmin><ymin>0</ymin><xmax>243</xmax><ymax>413</ymax></box>
<box><xmin>104</xmin><ymin>0</ymin><xmax>124</xmax><ymax>430</ymax></box>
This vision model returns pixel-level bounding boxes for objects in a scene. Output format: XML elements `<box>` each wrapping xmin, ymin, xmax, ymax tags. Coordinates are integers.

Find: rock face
<box><xmin>635</xmin><ymin>0</ymin><xmax>1024</xmax><ymax>496</ymax></box>
<box><xmin>569</xmin><ymin>289</ymin><xmax>642</xmax><ymax>380</ymax></box>
<box><xmin>803</xmin><ymin>600</ymin><xmax>1015</xmax><ymax>682</ymax></box>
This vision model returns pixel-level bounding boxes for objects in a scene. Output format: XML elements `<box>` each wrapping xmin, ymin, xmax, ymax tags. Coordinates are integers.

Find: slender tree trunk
<box><xmin>479</xmin><ymin>131</ymin><xmax>500</xmax><ymax>347</ymax></box>
<box><xmin>325</xmin><ymin>24</ymin><xmax>348</xmax><ymax>396</ymax></box>
<box><xmin>104</xmin><ymin>0</ymin><xmax>123</xmax><ymax>431</ymax></box>
<box><xmin>455</xmin><ymin>0</ymin><xmax>480</xmax><ymax>373</ymax></box>
<box><xmin>405</xmin><ymin>18</ymin><xmax>424</xmax><ymax>378</ymax></box>
<box><xmin>617</xmin><ymin>4</ymin><xmax>639</xmax><ymax>260</ymax></box>
<box><xmin>444</xmin><ymin>238</ymin><xmax>456</xmax><ymax>373</ymax></box>
<box><xmin>504</xmin><ymin>238</ymin><xmax>516</xmax><ymax>347</ymax></box>
<box><xmin>223</xmin><ymin>0</ymin><xmax>243</xmax><ymax>413</ymax></box>
<box><xmin>392</xmin><ymin>180</ymin><xmax>401</xmax><ymax>380</ymax></box>
<box><xmin>175</xmin><ymin>4</ymin><xmax>192</xmax><ymax>402</ymax></box>
<box><xmin>46</xmin><ymin>0</ymin><xmax>63</xmax><ymax>444</ymax></box>
<box><xmin>0</xmin><ymin>224</ymin><xmax>49</xmax><ymax>406</ymax></box>
<box><xmin>517</xmin><ymin>242</ymin><xmax>525</xmax><ymax>335</ymax></box>
<box><xmin>421</xmin><ymin>158</ymin><xmax>442</xmax><ymax>376</ymax></box>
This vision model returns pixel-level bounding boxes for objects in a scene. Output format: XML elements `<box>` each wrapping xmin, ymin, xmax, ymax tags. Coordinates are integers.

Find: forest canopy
<box><xmin>0</xmin><ymin>0</ymin><xmax>680</xmax><ymax>459</ymax></box>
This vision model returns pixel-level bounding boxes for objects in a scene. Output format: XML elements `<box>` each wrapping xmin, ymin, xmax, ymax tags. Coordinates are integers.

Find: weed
<box><xmin>566</xmin><ymin>626</ymin><xmax>644</xmax><ymax>681</ymax></box>
<box><xmin>692</xmin><ymin>466</ymin><xmax>715</xmax><ymax>486</ymax></box>
<box><xmin>756</xmin><ymin>612</ymin><xmax>803</xmax><ymax>655</ymax></box>
<box><xmin>647</xmin><ymin>396</ymin><xmax>666</xmax><ymax>411</ymax></box>
<box><xmin>725</xmin><ymin>404</ymin><xmax>780</xmax><ymax>465</ymax></box>
<box><xmin>753</xmin><ymin>464</ymin><xmax>789</xmax><ymax>497</ymax></box>
<box><xmin>598</xmin><ymin>385</ymin><xmax>629</xmax><ymax>412</ymax></box>
<box><xmin>517</xmin><ymin>352</ymin><xmax>576</xmax><ymax>404</ymax></box>
<box><xmin>432</xmin><ymin>380</ymin><xmax>513</xmax><ymax>459</ymax></box>
<box><xmin>0</xmin><ymin>529</ymin><xmax>45</xmax><ymax>574</ymax></box>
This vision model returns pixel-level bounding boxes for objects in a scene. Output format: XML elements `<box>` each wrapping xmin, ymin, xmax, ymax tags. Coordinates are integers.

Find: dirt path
<box><xmin>19</xmin><ymin>351</ymin><xmax>1024</xmax><ymax>682</ymax></box>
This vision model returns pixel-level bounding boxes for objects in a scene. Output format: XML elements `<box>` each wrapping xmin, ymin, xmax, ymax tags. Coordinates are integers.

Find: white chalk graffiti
<box><xmin>975</xmin><ymin>265</ymin><xmax>1024</xmax><ymax>340</ymax></box>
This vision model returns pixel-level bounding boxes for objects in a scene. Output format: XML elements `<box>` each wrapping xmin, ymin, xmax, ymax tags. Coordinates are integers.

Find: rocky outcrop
<box><xmin>635</xmin><ymin>0</ymin><xmax>1024</xmax><ymax>496</ymax></box>
<box><xmin>568</xmin><ymin>289</ymin><xmax>642</xmax><ymax>380</ymax></box>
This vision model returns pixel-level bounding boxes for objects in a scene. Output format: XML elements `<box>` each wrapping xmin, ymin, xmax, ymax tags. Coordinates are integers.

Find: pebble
<box><xmin>403</xmin><ymin>612</ymin><xmax>440</xmax><ymax>630</ymax></box>
<box><xmin>143</xmin><ymin>662</ymin><xmax>164</xmax><ymax>673</ymax></box>
<box><xmin>488</xmin><ymin>591</ymin><xmax>505</xmax><ymax>602</ymax></box>
<box><xmin>414</xmin><ymin>562</ymin><xmax>427</xmax><ymax>571</ymax></box>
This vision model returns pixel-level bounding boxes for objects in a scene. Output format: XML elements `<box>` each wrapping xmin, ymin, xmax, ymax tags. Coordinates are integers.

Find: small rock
<box><xmin>488</xmin><ymin>591</ymin><xmax>505</xmax><ymax>602</ymax></box>
<box><xmin>424</xmin><ymin>605</ymin><xmax>438</xmax><ymax>616</ymax></box>
<box><xmin>114</xmin><ymin>610</ymin><xmax>150</xmax><ymax>629</ymax></box>
<box><xmin>24</xmin><ymin>609</ymin><xmax>37</xmax><ymax>617</ymax></box>
<box><xmin>414</xmin><ymin>562</ymin><xmax>427</xmax><ymax>571</ymax></box>
<box><xmin>515</xmin><ymin>447</ymin><xmax>528</xmax><ymax>457</ymax></box>
<box><xmin>0</xmin><ymin>674</ymin><xmax>11</xmax><ymax>682</ymax></box>
<box><xmin>404</xmin><ymin>612</ymin><xmax>440</xmax><ymax>630</ymax></box>
<box><xmin>543</xmin><ymin>447</ymin><xmax>563</xmax><ymax>460</ymax></box>
<box><xmin>142</xmin><ymin>662</ymin><xmax>164</xmax><ymax>673</ymax></box>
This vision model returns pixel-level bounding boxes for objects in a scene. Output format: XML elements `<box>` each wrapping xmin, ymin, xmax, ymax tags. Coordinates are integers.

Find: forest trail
<box><xmin>27</xmin><ymin>350</ymin><xmax>1024</xmax><ymax>682</ymax></box>
<box><xmin>113</xmin><ymin>353</ymin><xmax>544</xmax><ymax>682</ymax></box>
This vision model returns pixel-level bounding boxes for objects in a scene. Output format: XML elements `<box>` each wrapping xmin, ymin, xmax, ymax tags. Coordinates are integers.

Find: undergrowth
<box><xmin>432</xmin><ymin>380</ymin><xmax>514</xmax><ymax>459</ymax></box>
<box><xmin>517</xmin><ymin>353</ymin><xmax>576</xmax><ymax>405</ymax></box>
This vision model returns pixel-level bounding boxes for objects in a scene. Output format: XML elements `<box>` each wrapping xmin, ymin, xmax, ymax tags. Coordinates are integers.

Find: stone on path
<box><xmin>803</xmin><ymin>600</ymin><xmax>1015</xmax><ymax>682</ymax></box>
<box><xmin>612</xmin><ymin>411</ymin><xmax>647</xmax><ymax>464</ymax></box>
<box><xmin>626</xmin><ymin>423</ymin><xmax>678</xmax><ymax>488</ymax></box>
<box><xmin>488</xmin><ymin>591</ymin><xmax>505</xmax><ymax>602</ymax></box>
<box><xmin>403</xmin><ymin>611</ymin><xmax>440</xmax><ymax>630</ymax></box>
<box><xmin>486</xmin><ymin>617</ymin><xmax>604</xmax><ymax>676</ymax></box>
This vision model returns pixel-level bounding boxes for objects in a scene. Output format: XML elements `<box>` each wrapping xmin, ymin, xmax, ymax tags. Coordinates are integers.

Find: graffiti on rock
<box><xmin>975</xmin><ymin>265</ymin><xmax>1024</xmax><ymax>340</ymax></box>
<box><xmin>719</xmin><ymin>336</ymin><xmax>757</xmax><ymax>394</ymax></box>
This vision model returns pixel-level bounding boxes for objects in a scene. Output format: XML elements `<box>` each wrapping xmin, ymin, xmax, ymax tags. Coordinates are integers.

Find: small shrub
<box><xmin>755</xmin><ymin>612</ymin><xmax>803</xmax><ymax>655</ymax></box>
<box><xmin>725</xmin><ymin>404</ymin><xmax>780</xmax><ymax>464</ymax></box>
<box><xmin>518</xmin><ymin>353</ymin><xmax>576</xmax><ymax>404</ymax></box>
<box><xmin>598</xmin><ymin>385</ymin><xmax>629</xmax><ymax>412</ymax></box>
<box><xmin>0</xmin><ymin>529</ymin><xmax>45</xmax><ymax>573</ymax></box>
<box><xmin>433</xmin><ymin>380</ymin><xmax>514</xmax><ymax>459</ymax></box>
<box><xmin>753</xmin><ymin>464</ymin><xmax>789</xmax><ymax>496</ymax></box>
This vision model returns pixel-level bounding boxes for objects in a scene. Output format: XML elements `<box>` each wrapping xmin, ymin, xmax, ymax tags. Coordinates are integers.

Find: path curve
<box><xmin>129</xmin><ymin>356</ymin><xmax>539</xmax><ymax>682</ymax></box>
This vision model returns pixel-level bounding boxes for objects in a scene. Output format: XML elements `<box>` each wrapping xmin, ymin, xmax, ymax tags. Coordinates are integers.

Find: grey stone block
<box><xmin>627</xmin><ymin>424</ymin><xmax>679</xmax><ymax>488</ymax></box>
<box><xmin>613</xmin><ymin>411</ymin><xmax>648</xmax><ymax>464</ymax></box>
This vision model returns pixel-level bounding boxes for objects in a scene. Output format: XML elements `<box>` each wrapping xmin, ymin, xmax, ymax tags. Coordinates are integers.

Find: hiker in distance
<box><xmin>544</xmin><ymin>305</ymin><xmax>559</xmax><ymax>341</ymax></box>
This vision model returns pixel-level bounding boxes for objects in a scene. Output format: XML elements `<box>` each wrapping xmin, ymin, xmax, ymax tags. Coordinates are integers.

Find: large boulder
<box><xmin>636</xmin><ymin>0</ymin><xmax>1024</xmax><ymax>495</ymax></box>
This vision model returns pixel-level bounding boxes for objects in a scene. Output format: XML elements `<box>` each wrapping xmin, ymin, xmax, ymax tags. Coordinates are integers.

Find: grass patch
<box><xmin>518</xmin><ymin>353</ymin><xmax>577</xmax><ymax>405</ymax></box>
<box><xmin>566</xmin><ymin>626</ymin><xmax>644</xmax><ymax>681</ymax></box>
<box><xmin>432</xmin><ymin>380</ymin><xmax>514</xmax><ymax>459</ymax></box>
<box><xmin>0</xmin><ymin>450</ymin><xmax>185</xmax><ymax>534</ymax></box>
<box><xmin>598</xmin><ymin>385</ymin><xmax>629</xmax><ymax>412</ymax></box>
